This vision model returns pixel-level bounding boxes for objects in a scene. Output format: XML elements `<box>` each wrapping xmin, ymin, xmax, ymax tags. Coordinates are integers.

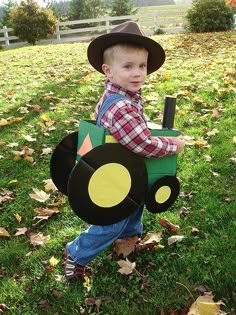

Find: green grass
<box><xmin>0</xmin><ymin>31</ymin><xmax>236</xmax><ymax>314</ymax></box>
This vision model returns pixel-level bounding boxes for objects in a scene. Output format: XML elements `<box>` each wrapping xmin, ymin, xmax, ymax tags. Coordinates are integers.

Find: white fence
<box><xmin>0</xmin><ymin>8</ymin><xmax>189</xmax><ymax>48</ymax></box>
<box><xmin>1</xmin><ymin>8</ymin><xmax>235</xmax><ymax>49</ymax></box>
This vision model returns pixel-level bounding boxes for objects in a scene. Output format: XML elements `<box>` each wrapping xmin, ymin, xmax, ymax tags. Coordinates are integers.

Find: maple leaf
<box><xmin>113</xmin><ymin>235</ymin><xmax>138</xmax><ymax>257</ymax></box>
<box><xmin>168</xmin><ymin>235</ymin><xmax>184</xmax><ymax>245</ymax></box>
<box><xmin>29</xmin><ymin>188</ymin><xmax>50</xmax><ymax>203</ymax></box>
<box><xmin>30</xmin><ymin>232</ymin><xmax>50</xmax><ymax>247</ymax></box>
<box><xmin>188</xmin><ymin>292</ymin><xmax>226</xmax><ymax>315</ymax></box>
<box><xmin>159</xmin><ymin>218</ymin><xmax>180</xmax><ymax>234</ymax></box>
<box><xmin>117</xmin><ymin>258</ymin><xmax>136</xmax><ymax>275</ymax></box>
<box><xmin>49</xmin><ymin>256</ymin><xmax>59</xmax><ymax>267</ymax></box>
<box><xmin>0</xmin><ymin>227</ymin><xmax>10</xmax><ymax>237</ymax></box>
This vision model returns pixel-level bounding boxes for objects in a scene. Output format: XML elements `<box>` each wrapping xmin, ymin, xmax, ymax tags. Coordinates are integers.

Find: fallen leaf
<box><xmin>14</xmin><ymin>227</ymin><xmax>28</xmax><ymax>236</ymax></box>
<box><xmin>140</xmin><ymin>232</ymin><xmax>162</xmax><ymax>244</ymax></box>
<box><xmin>15</xmin><ymin>213</ymin><xmax>22</xmax><ymax>223</ymax></box>
<box><xmin>168</xmin><ymin>235</ymin><xmax>184</xmax><ymax>245</ymax></box>
<box><xmin>29</xmin><ymin>188</ymin><xmax>50</xmax><ymax>203</ymax></box>
<box><xmin>113</xmin><ymin>235</ymin><xmax>138</xmax><ymax>257</ymax></box>
<box><xmin>43</xmin><ymin>179</ymin><xmax>57</xmax><ymax>192</ymax></box>
<box><xmin>0</xmin><ymin>304</ymin><xmax>10</xmax><ymax>312</ymax></box>
<box><xmin>159</xmin><ymin>218</ymin><xmax>180</xmax><ymax>234</ymax></box>
<box><xmin>188</xmin><ymin>292</ymin><xmax>226</xmax><ymax>315</ymax></box>
<box><xmin>83</xmin><ymin>276</ymin><xmax>92</xmax><ymax>292</ymax></box>
<box><xmin>0</xmin><ymin>118</ymin><xmax>8</xmax><ymax>126</ymax></box>
<box><xmin>49</xmin><ymin>256</ymin><xmax>59</xmax><ymax>267</ymax></box>
<box><xmin>183</xmin><ymin>135</ymin><xmax>195</xmax><ymax>145</ymax></box>
<box><xmin>203</xmin><ymin>155</ymin><xmax>212</xmax><ymax>162</ymax></box>
<box><xmin>30</xmin><ymin>232</ymin><xmax>50</xmax><ymax>247</ymax></box>
<box><xmin>117</xmin><ymin>258</ymin><xmax>136</xmax><ymax>275</ymax></box>
<box><xmin>0</xmin><ymin>227</ymin><xmax>10</xmax><ymax>237</ymax></box>
<box><xmin>212</xmin><ymin>108</ymin><xmax>220</xmax><ymax>118</ymax></box>
<box><xmin>23</xmin><ymin>135</ymin><xmax>37</xmax><ymax>142</ymax></box>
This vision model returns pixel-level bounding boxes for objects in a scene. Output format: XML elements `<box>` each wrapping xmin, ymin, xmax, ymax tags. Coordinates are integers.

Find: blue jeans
<box><xmin>66</xmin><ymin>205</ymin><xmax>144</xmax><ymax>266</ymax></box>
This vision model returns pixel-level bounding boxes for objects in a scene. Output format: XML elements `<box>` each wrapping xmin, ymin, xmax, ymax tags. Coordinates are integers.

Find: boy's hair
<box><xmin>103</xmin><ymin>42</ymin><xmax>148</xmax><ymax>65</ymax></box>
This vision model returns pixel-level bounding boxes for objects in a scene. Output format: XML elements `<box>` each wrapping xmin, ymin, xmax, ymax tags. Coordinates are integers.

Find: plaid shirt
<box><xmin>95</xmin><ymin>81</ymin><xmax>177</xmax><ymax>158</ymax></box>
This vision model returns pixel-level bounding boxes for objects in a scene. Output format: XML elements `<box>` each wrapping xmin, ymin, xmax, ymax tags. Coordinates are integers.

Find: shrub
<box><xmin>185</xmin><ymin>0</ymin><xmax>234</xmax><ymax>33</ymax></box>
<box><xmin>10</xmin><ymin>0</ymin><xmax>57</xmax><ymax>45</ymax></box>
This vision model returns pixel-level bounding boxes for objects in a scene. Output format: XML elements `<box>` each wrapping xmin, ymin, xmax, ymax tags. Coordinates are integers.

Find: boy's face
<box><xmin>102</xmin><ymin>45</ymin><xmax>148</xmax><ymax>93</ymax></box>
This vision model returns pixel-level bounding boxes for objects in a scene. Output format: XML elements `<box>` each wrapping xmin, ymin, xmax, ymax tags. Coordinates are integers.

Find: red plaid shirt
<box><xmin>95</xmin><ymin>81</ymin><xmax>177</xmax><ymax>158</ymax></box>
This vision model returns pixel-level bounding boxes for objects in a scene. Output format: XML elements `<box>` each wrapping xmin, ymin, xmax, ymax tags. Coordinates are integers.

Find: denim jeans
<box><xmin>66</xmin><ymin>205</ymin><xmax>144</xmax><ymax>266</ymax></box>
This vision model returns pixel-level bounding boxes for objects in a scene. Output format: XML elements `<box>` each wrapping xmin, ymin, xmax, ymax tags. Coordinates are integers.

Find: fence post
<box><xmin>234</xmin><ymin>14</ymin><xmax>236</xmax><ymax>30</ymax></box>
<box><xmin>56</xmin><ymin>24</ymin><xmax>61</xmax><ymax>41</ymax></box>
<box><xmin>106</xmin><ymin>20</ymin><xmax>109</xmax><ymax>33</ymax></box>
<box><xmin>3</xmin><ymin>26</ymin><xmax>10</xmax><ymax>47</ymax></box>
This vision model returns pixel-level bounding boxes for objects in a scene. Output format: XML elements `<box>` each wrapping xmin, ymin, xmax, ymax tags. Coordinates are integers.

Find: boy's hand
<box><xmin>173</xmin><ymin>136</ymin><xmax>185</xmax><ymax>154</ymax></box>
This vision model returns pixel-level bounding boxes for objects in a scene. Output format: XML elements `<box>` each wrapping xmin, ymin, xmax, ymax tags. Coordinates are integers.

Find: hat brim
<box><xmin>87</xmin><ymin>32</ymin><xmax>165</xmax><ymax>75</ymax></box>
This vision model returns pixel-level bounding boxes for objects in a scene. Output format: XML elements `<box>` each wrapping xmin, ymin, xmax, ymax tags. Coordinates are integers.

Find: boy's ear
<box><xmin>102</xmin><ymin>64</ymin><xmax>112</xmax><ymax>77</ymax></box>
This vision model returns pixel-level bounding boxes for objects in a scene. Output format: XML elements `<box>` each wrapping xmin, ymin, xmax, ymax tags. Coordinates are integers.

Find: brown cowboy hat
<box><xmin>87</xmin><ymin>21</ymin><xmax>165</xmax><ymax>75</ymax></box>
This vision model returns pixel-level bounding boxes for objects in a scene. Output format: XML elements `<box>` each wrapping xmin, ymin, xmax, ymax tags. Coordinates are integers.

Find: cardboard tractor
<box><xmin>50</xmin><ymin>96</ymin><xmax>180</xmax><ymax>225</ymax></box>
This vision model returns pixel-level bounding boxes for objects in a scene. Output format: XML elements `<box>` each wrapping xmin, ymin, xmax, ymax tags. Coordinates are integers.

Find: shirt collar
<box><xmin>105</xmin><ymin>80</ymin><xmax>142</xmax><ymax>103</ymax></box>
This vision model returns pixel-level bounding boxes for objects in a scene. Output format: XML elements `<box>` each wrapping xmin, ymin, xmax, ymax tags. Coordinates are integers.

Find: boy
<box><xmin>64</xmin><ymin>21</ymin><xmax>185</xmax><ymax>281</ymax></box>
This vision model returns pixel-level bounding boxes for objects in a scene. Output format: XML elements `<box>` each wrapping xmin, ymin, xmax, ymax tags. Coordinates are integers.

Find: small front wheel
<box><xmin>145</xmin><ymin>176</ymin><xmax>180</xmax><ymax>213</ymax></box>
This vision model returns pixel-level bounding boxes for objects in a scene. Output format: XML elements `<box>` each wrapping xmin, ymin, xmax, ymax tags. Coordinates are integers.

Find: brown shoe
<box><xmin>64</xmin><ymin>248</ymin><xmax>90</xmax><ymax>281</ymax></box>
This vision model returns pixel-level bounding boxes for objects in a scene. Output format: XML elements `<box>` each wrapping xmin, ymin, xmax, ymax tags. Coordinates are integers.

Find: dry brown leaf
<box><xmin>168</xmin><ymin>235</ymin><xmax>184</xmax><ymax>245</ymax></box>
<box><xmin>159</xmin><ymin>218</ymin><xmax>180</xmax><ymax>234</ymax></box>
<box><xmin>30</xmin><ymin>232</ymin><xmax>50</xmax><ymax>247</ymax></box>
<box><xmin>188</xmin><ymin>292</ymin><xmax>226</xmax><ymax>315</ymax></box>
<box><xmin>113</xmin><ymin>235</ymin><xmax>138</xmax><ymax>257</ymax></box>
<box><xmin>29</xmin><ymin>188</ymin><xmax>50</xmax><ymax>203</ymax></box>
<box><xmin>117</xmin><ymin>258</ymin><xmax>136</xmax><ymax>275</ymax></box>
<box><xmin>23</xmin><ymin>135</ymin><xmax>37</xmax><ymax>142</ymax></box>
<box><xmin>14</xmin><ymin>227</ymin><xmax>28</xmax><ymax>236</ymax></box>
<box><xmin>0</xmin><ymin>227</ymin><xmax>10</xmax><ymax>237</ymax></box>
<box><xmin>140</xmin><ymin>232</ymin><xmax>162</xmax><ymax>244</ymax></box>
<box><xmin>212</xmin><ymin>108</ymin><xmax>220</xmax><ymax>118</ymax></box>
<box><xmin>43</xmin><ymin>179</ymin><xmax>57</xmax><ymax>192</ymax></box>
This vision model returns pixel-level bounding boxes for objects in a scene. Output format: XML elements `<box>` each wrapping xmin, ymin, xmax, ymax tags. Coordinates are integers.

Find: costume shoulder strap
<box><xmin>96</xmin><ymin>93</ymin><xmax>126</xmax><ymax>126</ymax></box>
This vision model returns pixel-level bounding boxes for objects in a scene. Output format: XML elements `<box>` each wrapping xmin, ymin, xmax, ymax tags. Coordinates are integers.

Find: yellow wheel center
<box><xmin>88</xmin><ymin>163</ymin><xmax>131</xmax><ymax>208</ymax></box>
<box><xmin>155</xmin><ymin>186</ymin><xmax>171</xmax><ymax>204</ymax></box>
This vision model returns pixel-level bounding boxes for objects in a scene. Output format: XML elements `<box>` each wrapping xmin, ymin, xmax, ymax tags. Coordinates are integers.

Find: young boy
<box><xmin>64</xmin><ymin>21</ymin><xmax>185</xmax><ymax>281</ymax></box>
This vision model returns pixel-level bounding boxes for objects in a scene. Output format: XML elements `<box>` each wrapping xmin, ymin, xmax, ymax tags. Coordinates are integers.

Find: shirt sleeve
<box><xmin>105</xmin><ymin>101</ymin><xmax>177</xmax><ymax>159</ymax></box>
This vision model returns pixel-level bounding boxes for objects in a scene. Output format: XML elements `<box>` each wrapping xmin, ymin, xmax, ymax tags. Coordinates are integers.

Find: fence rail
<box><xmin>0</xmin><ymin>7</ymin><xmax>235</xmax><ymax>49</ymax></box>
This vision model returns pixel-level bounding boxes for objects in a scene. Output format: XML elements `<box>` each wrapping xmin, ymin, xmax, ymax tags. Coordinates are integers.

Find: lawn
<box><xmin>0</xmin><ymin>31</ymin><xmax>235</xmax><ymax>314</ymax></box>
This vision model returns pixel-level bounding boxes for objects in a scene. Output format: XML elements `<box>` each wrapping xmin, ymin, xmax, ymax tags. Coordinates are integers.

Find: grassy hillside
<box><xmin>0</xmin><ymin>31</ymin><xmax>235</xmax><ymax>314</ymax></box>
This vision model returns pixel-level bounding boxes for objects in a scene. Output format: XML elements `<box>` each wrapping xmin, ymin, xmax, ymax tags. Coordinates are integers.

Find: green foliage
<box><xmin>46</xmin><ymin>0</ymin><xmax>70</xmax><ymax>21</ymax></box>
<box><xmin>109</xmin><ymin>0</ymin><xmax>138</xmax><ymax>17</ymax></box>
<box><xmin>153</xmin><ymin>25</ymin><xmax>165</xmax><ymax>34</ymax></box>
<box><xmin>10</xmin><ymin>0</ymin><xmax>57</xmax><ymax>45</ymax></box>
<box><xmin>185</xmin><ymin>0</ymin><xmax>234</xmax><ymax>33</ymax></box>
<box><xmin>69</xmin><ymin>0</ymin><xmax>104</xmax><ymax>20</ymax></box>
<box><xmin>0</xmin><ymin>0</ymin><xmax>17</xmax><ymax>28</ymax></box>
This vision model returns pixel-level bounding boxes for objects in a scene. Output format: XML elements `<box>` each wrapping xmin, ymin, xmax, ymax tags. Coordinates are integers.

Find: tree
<box><xmin>46</xmin><ymin>0</ymin><xmax>70</xmax><ymax>21</ymax></box>
<box><xmin>0</xmin><ymin>0</ymin><xmax>17</xmax><ymax>27</ymax></box>
<box><xmin>109</xmin><ymin>0</ymin><xmax>137</xmax><ymax>17</ymax></box>
<box><xmin>69</xmin><ymin>0</ymin><xmax>104</xmax><ymax>20</ymax></box>
<box><xmin>10</xmin><ymin>0</ymin><xmax>57</xmax><ymax>45</ymax></box>
<box><xmin>185</xmin><ymin>0</ymin><xmax>234</xmax><ymax>33</ymax></box>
